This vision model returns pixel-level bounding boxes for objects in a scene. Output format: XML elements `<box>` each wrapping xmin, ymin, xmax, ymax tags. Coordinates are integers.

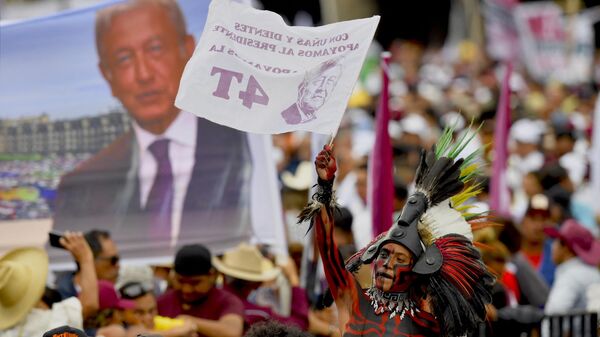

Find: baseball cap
<box><xmin>116</xmin><ymin>265</ymin><xmax>154</xmax><ymax>292</ymax></box>
<box><xmin>174</xmin><ymin>244</ymin><xmax>212</xmax><ymax>276</ymax></box>
<box><xmin>525</xmin><ymin>194</ymin><xmax>551</xmax><ymax>217</ymax></box>
<box><xmin>98</xmin><ymin>280</ymin><xmax>136</xmax><ymax>310</ymax></box>
<box><xmin>119</xmin><ymin>281</ymin><xmax>153</xmax><ymax>300</ymax></box>
<box><xmin>544</xmin><ymin>219</ymin><xmax>600</xmax><ymax>266</ymax></box>
<box><xmin>43</xmin><ymin>325</ymin><xmax>88</xmax><ymax>337</ymax></box>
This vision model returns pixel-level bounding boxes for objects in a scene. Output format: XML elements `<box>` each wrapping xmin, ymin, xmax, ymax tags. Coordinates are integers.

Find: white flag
<box><xmin>176</xmin><ymin>0</ymin><xmax>379</xmax><ymax>135</ymax></box>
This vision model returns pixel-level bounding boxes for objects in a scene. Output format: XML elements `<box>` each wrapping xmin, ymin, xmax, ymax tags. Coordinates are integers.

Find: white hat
<box><xmin>116</xmin><ymin>265</ymin><xmax>154</xmax><ymax>291</ymax></box>
<box><xmin>510</xmin><ymin>118</ymin><xmax>546</xmax><ymax>144</ymax></box>
<box><xmin>395</xmin><ymin>113</ymin><xmax>429</xmax><ymax>139</ymax></box>
<box><xmin>440</xmin><ymin>111</ymin><xmax>466</xmax><ymax>131</ymax></box>
<box><xmin>281</xmin><ymin>161</ymin><xmax>313</xmax><ymax>191</ymax></box>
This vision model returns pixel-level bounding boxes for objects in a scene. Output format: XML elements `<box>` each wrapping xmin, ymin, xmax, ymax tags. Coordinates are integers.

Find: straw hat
<box><xmin>281</xmin><ymin>161</ymin><xmax>313</xmax><ymax>191</ymax></box>
<box><xmin>212</xmin><ymin>243</ymin><xmax>280</xmax><ymax>282</ymax></box>
<box><xmin>0</xmin><ymin>247</ymin><xmax>48</xmax><ymax>329</ymax></box>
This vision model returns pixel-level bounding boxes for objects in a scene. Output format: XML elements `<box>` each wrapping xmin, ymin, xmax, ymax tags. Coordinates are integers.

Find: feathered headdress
<box><xmin>346</xmin><ymin>125</ymin><xmax>495</xmax><ymax>337</ymax></box>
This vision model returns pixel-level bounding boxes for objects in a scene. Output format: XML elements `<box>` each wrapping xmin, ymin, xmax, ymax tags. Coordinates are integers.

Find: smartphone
<box><xmin>48</xmin><ymin>230</ymin><xmax>66</xmax><ymax>249</ymax></box>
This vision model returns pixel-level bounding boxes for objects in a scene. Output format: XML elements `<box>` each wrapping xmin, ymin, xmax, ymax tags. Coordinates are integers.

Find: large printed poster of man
<box><xmin>0</xmin><ymin>0</ymin><xmax>283</xmax><ymax>260</ymax></box>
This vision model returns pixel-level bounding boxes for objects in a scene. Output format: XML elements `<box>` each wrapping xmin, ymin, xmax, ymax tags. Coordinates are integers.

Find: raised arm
<box><xmin>311</xmin><ymin>146</ymin><xmax>357</xmax><ymax>314</ymax></box>
<box><xmin>182</xmin><ymin>314</ymin><xmax>243</xmax><ymax>337</ymax></box>
<box><xmin>60</xmin><ymin>231</ymin><xmax>99</xmax><ymax>320</ymax></box>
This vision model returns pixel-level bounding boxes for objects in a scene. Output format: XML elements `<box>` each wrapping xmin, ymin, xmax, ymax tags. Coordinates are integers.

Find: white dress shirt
<box><xmin>132</xmin><ymin>111</ymin><xmax>197</xmax><ymax>246</ymax></box>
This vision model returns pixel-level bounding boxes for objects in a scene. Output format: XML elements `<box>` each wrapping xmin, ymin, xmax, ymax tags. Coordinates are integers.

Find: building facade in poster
<box><xmin>0</xmin><ymin>111</ymin><xmax>129</xmax><ymax>155</ymax></box>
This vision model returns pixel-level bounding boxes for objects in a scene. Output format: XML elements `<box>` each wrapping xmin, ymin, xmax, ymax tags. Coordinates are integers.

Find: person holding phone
<box><xmin>55</xmin><ymin>230</ymin><xmax>120</xmax><ymax>300</ymax></box>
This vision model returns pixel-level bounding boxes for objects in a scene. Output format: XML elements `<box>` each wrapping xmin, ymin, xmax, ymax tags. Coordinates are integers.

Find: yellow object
<box><xmin>347</xmin><ymin>88</ymin><xmax>371</xmax><ymax>109</ymax></box>
<box><xmin>0</xmin><ymin>247</ymin><xmax>49</xmax><ymax>330</ymax></box>
<box><xmin>458</xmin><ymin>40</ymin><xmax>479</xmax><ymax>63</ymax></box>
<box><xmin>153</xmin><ymin>316</ymin><xmax>184</xmax><ymax>331</ymax></box>
<box><xmin>561</xmin><ymin>95</ymin><xmax>578</xmax><ymax>114</ymax></box>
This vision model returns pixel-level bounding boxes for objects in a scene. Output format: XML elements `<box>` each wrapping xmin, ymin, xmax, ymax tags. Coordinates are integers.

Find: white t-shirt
<box><xmin>0</xmin><ymin>297</ymin><xmax>82</xmax><ymax>337</ymax></box>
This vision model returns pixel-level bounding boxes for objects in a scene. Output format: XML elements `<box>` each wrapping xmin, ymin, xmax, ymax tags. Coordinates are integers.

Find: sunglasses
<box><xmin>96</xmin><ymin>255</ymin><xmax>120</xmax><ymax>266</ymax></box>
<box><xmin>120</xmin><ymin>282</ymin><xmax>152</xmax><ymax>299</ymax></box>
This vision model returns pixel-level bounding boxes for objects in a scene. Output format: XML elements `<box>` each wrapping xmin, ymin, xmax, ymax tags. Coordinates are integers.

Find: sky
<box><xmin>0</xmin><ymin>0</ymin><xmax>210</xmax><ymax>120</ymax></box>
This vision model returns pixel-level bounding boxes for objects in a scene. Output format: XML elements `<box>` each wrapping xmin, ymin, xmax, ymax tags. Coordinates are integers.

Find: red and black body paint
<box><xmin>373</xmin><ymin>262</ymin><xmax>415</xmax><ymax>293</ymax></box>
<box><xmin>346</xmin><ymin>284</ymin><xmax>440</xmax><ymax>337</ymax></box>
<box><xmin>302</xmin><ymin>140</ymin><xmax>495</xmax><ymax>337</ymax></box>
<box><xmin>314</xmin><ymin>206</ymin><xmax>353</xmax><ymax>302</ymax></box>
<box><xmin>313</xmin><ymin>205</ymin><xmax>440</xmax><ymax>337</ymax></box>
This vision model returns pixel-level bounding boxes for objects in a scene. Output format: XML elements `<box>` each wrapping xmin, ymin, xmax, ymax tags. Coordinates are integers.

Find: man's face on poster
<box><xmin>297</xmin><ymin>63</ymin><xmax>341</xmax><ymax>114</ymax></box>
<box><xmin>98</xmin><ymin>4</ymin><xmax>194</xmax><ymax>134</ymax></box>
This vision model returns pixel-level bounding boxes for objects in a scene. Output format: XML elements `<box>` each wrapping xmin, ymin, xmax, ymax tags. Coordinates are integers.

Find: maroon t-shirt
<box><xmin>241</xmin><ymin>286</ymin><xmax>309</xmax><ymax>331</ymax></box>
<box><xmin>157</xmin><ymin>287</ymin><xmax>244</xmax><ymax>322</ymax></box>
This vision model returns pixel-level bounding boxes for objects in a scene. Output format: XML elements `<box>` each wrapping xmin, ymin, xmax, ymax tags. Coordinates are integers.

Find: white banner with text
<box><xmin>176</xmin><ymin>0</ymin><xmax>379</xmax><ymax>135</ymax></box>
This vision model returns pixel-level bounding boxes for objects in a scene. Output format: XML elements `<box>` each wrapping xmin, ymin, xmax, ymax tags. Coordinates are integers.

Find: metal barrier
<box><xmin>541</xmin><ymin>312</ymin><xmax>598</xmax><ymax>337</ymax></box>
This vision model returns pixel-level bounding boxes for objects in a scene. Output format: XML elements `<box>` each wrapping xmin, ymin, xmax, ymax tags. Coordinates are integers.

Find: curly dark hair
<box><xmin>243</xmin><ymin>320</ymin><xmax>311</xmax><ymax>337</ymax></box>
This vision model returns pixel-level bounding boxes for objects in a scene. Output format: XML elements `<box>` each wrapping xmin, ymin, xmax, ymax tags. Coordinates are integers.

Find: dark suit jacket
<box><xmin>281</xmin><ymin>103</ymin><xmax>315</xmax><ymax>125</ymax></box>
<box><xmin>52</xmin><ymin>117</ymin><xmax>252</xmax><ymax>257</ymax></box>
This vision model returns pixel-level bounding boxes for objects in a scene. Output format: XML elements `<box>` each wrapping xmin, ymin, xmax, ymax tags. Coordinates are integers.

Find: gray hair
<box><xmin>95</xmin><ymin>0</ymin><xmax>188</xmax><ymax>61</ymax></box>
<box><xmin>299</xmin><ymin>56</ymin><xmax>343</xmax><ymax>92</ymax></box>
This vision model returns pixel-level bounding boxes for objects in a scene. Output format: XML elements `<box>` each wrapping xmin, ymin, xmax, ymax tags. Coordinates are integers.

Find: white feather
<box><xmin>418</xmin><ymin>198</ymin><xmax>473</xmax><ymax>243</ymax></box>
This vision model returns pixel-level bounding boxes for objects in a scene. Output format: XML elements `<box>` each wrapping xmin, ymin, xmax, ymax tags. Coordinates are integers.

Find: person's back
<box><xmin>545</xmin><ymin>257</ymin><xmax>600</xmax><ymax>314</ymax></box>
<box><xmin>544</xmin><ymin>220</ymin><xmax>600</xmax><ymax>314</ymax></box>
<box><xmin>512</xmin><ymin>252</ymin><xmax>549</xmax><ymax>306</ymax></box>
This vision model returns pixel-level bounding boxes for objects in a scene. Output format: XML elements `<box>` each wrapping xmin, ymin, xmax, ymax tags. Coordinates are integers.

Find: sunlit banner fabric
<box><xmin>176</xmin><ymin>0</ymin><xmax>379</xmax><ymax>135</ymax></box>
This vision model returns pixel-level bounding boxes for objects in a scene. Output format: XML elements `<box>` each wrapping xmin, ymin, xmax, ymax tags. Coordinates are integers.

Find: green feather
<box><xmin>435</xmin><ymin>127</ymin><xmax>455</xmax><ymax>159</ymax></box>
<box><xmin>464</xmin><ymin>210</ymin><xmax>491</xmax><ymax>221</ymax></box>
<box><xmin>448</xmin><ymin>122</ymin><xmax>482</xmax><ymax>159</ymax></box>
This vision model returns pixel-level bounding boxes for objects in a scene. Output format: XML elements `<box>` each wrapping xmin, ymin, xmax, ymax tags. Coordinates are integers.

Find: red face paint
<box><xmin>373</xmin><ymin>244</ymin><xmax>415</xmax><ymax>292</ymax></box>
<box><xmin>388</xmin><ymin>263</ymin><xmax>416</xmax><ymax>292</ymax></box>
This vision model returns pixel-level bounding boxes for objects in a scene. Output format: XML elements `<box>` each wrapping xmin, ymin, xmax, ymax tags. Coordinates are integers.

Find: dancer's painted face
<box><xmin>373</xmin><ymin>243</ymin><xmax>415</xmax><ymax>292</ymax></box>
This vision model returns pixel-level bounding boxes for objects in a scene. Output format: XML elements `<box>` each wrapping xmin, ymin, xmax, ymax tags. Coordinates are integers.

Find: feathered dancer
<box><xmin>298</xmin><ymin>126</ymin><xmax>495</xmax><ymax>337</ymax></box>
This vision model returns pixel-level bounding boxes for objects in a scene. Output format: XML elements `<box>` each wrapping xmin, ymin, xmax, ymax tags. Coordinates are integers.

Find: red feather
<box><xmin>435</xmin><ymin>235</ymin><xmax>490</xmax><ymax>298</ymax></box>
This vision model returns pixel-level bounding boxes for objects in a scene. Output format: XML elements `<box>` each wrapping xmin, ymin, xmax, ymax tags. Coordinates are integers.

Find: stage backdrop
<box><xmin>0</xmin><ymin>0</ymin><xmax>286</xmax><ymax>266</ymax></box>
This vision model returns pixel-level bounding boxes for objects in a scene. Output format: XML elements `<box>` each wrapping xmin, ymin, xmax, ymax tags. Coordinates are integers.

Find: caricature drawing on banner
<box><xmin>281</xmin><ymin>57</ymin><xmax>343</xmax><ymax>125</ymax></box>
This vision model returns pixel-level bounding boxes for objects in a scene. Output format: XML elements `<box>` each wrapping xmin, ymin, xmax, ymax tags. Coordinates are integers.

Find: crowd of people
<box><xmin>0</xmin><ymin>230</ymin><xmax>320</xmax><ymax>337</ymax></box>
<box><xmin>2</xmin><ymin>0</ymin><xmax>600</xmax><ymax>335</ymax></box>
<box><xmin>274</xmin><ymin>37</ymin><xmax>600</xmax><ymax>335</ymax></box>
<box><xmin>0</xmin><ymin>154</ymin><xmax>88</xmax><ymax>220</ymax></box>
